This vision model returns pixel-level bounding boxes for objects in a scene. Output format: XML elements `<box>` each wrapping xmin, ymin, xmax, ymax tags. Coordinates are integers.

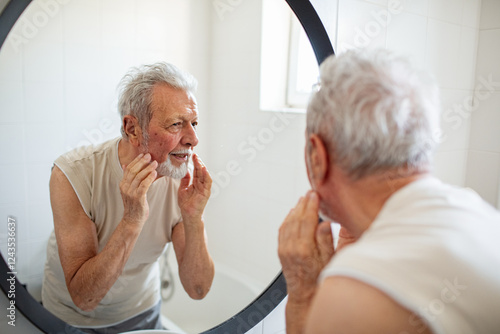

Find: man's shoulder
<box><xmin>305</xmin><ymin>276</ymin><xmax>433</xmax><ymax>334</ymax></box>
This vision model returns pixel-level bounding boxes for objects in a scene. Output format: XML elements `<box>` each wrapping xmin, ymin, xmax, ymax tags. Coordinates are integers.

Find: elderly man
<box><xmin>42</xmin><ymin>62</ymin><xmax>214</xmax><ymax>333</ymax></box>
<box><xmin>279</xmin><ymin>49</ymin><xmax>500</xmax><ymax>334</ymax></box>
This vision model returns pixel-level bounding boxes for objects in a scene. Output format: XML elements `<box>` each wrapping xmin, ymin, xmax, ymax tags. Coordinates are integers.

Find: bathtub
<box><xmin>159</xmin><ymin>255</ymin><xmax>264</xmax><ymax>334</ymax></box>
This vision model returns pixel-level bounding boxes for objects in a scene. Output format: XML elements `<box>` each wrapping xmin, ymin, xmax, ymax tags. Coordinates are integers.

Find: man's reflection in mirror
<box><xmin>41</xmin><ymin>63</ymin><xmax>215</xmax><ymax>333</ymax></box>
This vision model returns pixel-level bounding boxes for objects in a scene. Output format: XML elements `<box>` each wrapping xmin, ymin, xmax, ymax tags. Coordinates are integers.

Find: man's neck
<box><xmin>328</xmin><ymin>167</ymin><xmax>431</xmax><ymax>238</ymax></box>
<box><xmin>118</xmin><ymin>138</ymin><xmax>141</xmax><ymax>167</ymax></box>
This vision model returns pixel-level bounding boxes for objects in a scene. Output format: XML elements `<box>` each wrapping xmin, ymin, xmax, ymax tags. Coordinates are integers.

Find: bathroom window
<box><xmin>286</xmin><ymin>18</ymin><xmax>319</xmax><ymax>109</ymax></box>
<box><xmin>260</xmin><ymin>0</ymin><xmax>319</xmax><ymax>112</ymax></box>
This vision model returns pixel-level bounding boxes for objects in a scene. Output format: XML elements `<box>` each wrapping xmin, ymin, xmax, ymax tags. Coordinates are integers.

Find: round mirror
<box><xmin>0</xmin><ymin>0</ymin><xmax>333</xmax><ymax>333</ymax></box>
<box><xmin>3</xmin><ymin>0</ymin><xmax>498</xmax><ymax>333</ymax></box>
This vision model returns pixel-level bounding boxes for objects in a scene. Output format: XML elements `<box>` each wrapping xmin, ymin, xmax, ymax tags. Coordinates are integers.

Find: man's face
<box><xmin>142</xmin><ymin>84</ymin><xmax>199</xmax><ymax>179</ymax></box>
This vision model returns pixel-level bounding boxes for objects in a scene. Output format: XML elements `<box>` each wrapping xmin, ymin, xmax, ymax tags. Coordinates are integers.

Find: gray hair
<box><xmin>307</xmin><ymin>49</ymin><xmax>441</xmax><ymax>180</ymax></box>
<box><xmin>117</xmin><ymin>62</ymin><xmax>198</xmax><ymax>139</ymax></box>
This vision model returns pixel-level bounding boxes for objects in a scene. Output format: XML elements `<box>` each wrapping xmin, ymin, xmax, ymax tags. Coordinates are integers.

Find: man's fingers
<box><xmin>280</xmin><ymin>197</ymin><xmax>303</xmax><ymax>240</ymax></box>
<box><xmin>121</xmin><ymin>153</ymin><xmax>157</xmax><ymax>196</ymax></box>
<box><xmin>131</xmin><ymin>160</ymin><xmax>158</xmax><ymax>193</ymax></box>
<box><xmin>316</xmin><ymin>221</ymin><xmax>335</xmax><ymax>265</ymax></box>
<box><xmin>193</xmin><ymin>154</ymin><xmax>211</xmax><ymax>186</ymax></box>
<box><xmin>193</xmin><ymin>154</ymin><xmax>203</xmax><ymax>183</ymax></box>
<box><xmin>136</xmin><ymin>168</ymin><xmax>157</xmax><ymax>197</ymax></box>
<box><xmin>123</xmin><ymin>153</ymin><xmax>150</xmax><ymax>183</ymax></box>
<box><xmin>180</xmin><ymin>171</ymin><xmax>191</xmax><ymax>190</ymax></box>
<box><xmin>298</xmin><ymin>191</ymin><xmax>320</xmax><ymax>239</ymax></box>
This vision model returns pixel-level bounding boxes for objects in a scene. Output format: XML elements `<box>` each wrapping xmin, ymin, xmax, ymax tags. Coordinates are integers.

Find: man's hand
<box><xmin>120</xmin><ymin>153</ymin><xmax>158</xmax><ymax>226</ymax></box>
<box><xmin>178</xmin><ymin>153</ymin><xmax>212</xmax><ymax>222</ymax></box>
<box><xmin>172</xmin><ymin>153</ymin><xmax>214</xmax><ymax>299</ymax></box>
<box><xmin>278</xmin><ymin>191</ymin><xmax>335</xmax><ymax>302</ymax></box>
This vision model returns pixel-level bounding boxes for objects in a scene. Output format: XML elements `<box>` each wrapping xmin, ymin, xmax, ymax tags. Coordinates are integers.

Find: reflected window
<box><xmin>259</xmin><ymin>0</ymin><xmax>319</xmax><ymax>112</ymax></box>
<box><xmin>286</xmin><ymin>17</ymin><xmax>319</xmax><ymax>109</ymax></box>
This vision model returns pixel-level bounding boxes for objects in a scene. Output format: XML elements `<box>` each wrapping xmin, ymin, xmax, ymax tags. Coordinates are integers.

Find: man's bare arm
<box><xmin>172</xmin><ymin>153</ymin><xmax>214</xmax><ymax>299</ymax></box>
<box><xmin>305</xmin><ymin>276</ymin><xmax>433</xmax><ymax>334</ymax></box>
<box><xmin>50</xmin><ymin>153</ymin><xmax>157</xmax><ymax>311</ymax></box>
<box><xmin>171</xmin><ymin>220</ymin><xmax>214</xmax><ymax>299</ymax></box>
<box><xmin>278</xmin><ymin>191</ymin><xmax>335</xmax><ymax>334</ymax></box>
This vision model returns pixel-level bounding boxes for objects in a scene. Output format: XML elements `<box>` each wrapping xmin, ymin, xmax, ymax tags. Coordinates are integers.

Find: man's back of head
<box><xmin>306</xmin><ymin>49</ymin><xmax>442</xmax><ymax>180</ymax></box>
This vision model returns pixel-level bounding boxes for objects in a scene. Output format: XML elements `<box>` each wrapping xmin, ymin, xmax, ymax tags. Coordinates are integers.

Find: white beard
<box><xmin>156</xmin><ymin>154</ymin><xmax>189</xmax><ymax>179</ymax></box>
<box><xmin>141</xmin><ymin>139</ymin><xmax>191</xmax><ymax>179</ymax></box>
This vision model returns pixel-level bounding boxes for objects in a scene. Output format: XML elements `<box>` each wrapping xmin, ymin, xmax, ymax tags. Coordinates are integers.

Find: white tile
<box><xmin>438</xmin><ymin>89</ymin><xmax>473</xmax><ymax>151</ymax></box>
<box><xmin>465</xmin><ymin>150</ymin><xmax>500</xmax><ymax>206</ymax></box>
<box><xmin>64</xmin><ymin>44</ymin><xmax>103</xmax><ymax>83</ymax></box>
<box><xmin>62</xmin><ymin>0</ymin><xmax>101</xmax><ymax>46</ymax></box>
<box><xmin>0</xmin><ymin>164</ymin><xmax>26</xmax><ymax>204</ymax></box>
<box><xmin>400</xmin><ymin>0</ymin><xmax>428</xmax><ymax>16</ymax></box>
<box><xmin>4</xmin><ymin>0</ymin><xmax>63</xmax><ymax>56</ymax></box>
<box><xmin>64</xmin><ymin>82</ymin><xmax>103</xmax><ymax>123</ymax></box>
<box><xmin>0</xmin><ymin>39</ymin><xmax>23</xmax><ymax>81</ymax></box>
<box><xmin>101</xmin><ymin>47</ymin><xmax>137</xmax><ymax>88</ymax></box>
<box><xmin>0</xmin><ymin>81</ymin><xmax>24</xmax><ymax>123</ymax></box>
<box><xmin>101</xmin><ymin>0</ymin><xmax>136</xmax><ymax>48</ymax></box>
<box><xmin>386</xmin><ymin>11</ymin><xmax>427</xmax><ymax>70</ymax></box>
<box><xmin>25</xmin><ymin>163</ymin><xmax>52</xmax><ymax>203</ymax></box>
<box><xmin>18</xmin><ymin>0</ymin><xmax>64</xmax><ymax>44</ymax></box>
<box><xmin>24</xmin><ymin>81</ymin><xmax>64</xmax><ymax>123</ymax></box>
<box><xmin>428</xmin><ymin>0</ymin><xmax>464</xmax><ymax>25</ymax></box>
<box><xmin>462</xmin><ymin>0</ymin><xmax>481</xmax><ymax>28</ymax></box>
<box><xmin>26</xmin><ymin>200</ymin><xmax>54</xmax><ymax>243</ymax></box>
<box><xmin>23</xmin><ymin>123</ymin><xmax>65</xmax><ymax>164</ymax></box>
<box><xmin>29</xmin><ymin>240</ymin><xmax>48</xmax><ymax>278</ymax></box>
<box><xmin>469</xmin><ymin>91</ymin><xmax>500</xmax><ymax>152</ymax></box>
<box><xmin>337</xmin><ymin>0</ymin><xmax>389</xmax><ymax>51</ymax></box>
<box><xmin>134</xmin><ymin>48</ymin><xmax>171</xmax><ymax>68</ymax></box>
<box><xmin>425</xmin><ymin>19</ymin><xmax>462</xmax><ymax>89</ymax></box>
<box><xmin>432</xmin><ymin>150</ymin><xmax>468</xmax><ymax>186</ymax></box>
<box><xmin>23</xmin><ymin>40</ymin><xmax>63</xmax><ymax>82</ymax></box>
<box><xmin>135</xmin><ymin>0</ymin><xmax>187</xmax><ymax>52</ymax></box>
<box><xmin>364</xmin><ymin>0</ymin><xmax>389</xmax><ymax>6</ymax></box>
<box><xmin>64</xmin><ymin>119</ymin><xmax>119</xmax><ymax>151</ymax></box>
<box><xmin>0</xmin><ymin>124</ymin><xmax>25</xmax><ymax>163</ymax></box>
<box><xmin>456</xmin><ymin>27</ymin><xmax>479</xmax><ymax>90</ymax></box>
<box><xmin>480</xmin><ymin>0</ymin><xmax>500</xmax><ymax>30</ymax></box>
<box><xmin>474</xmin><ymin>29</ymin><xmax>500</xmax><ymax>87</ymax></box>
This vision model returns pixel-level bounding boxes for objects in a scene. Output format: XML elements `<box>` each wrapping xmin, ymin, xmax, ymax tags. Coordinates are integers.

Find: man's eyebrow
<box><xmin>162</xmin><ymin>114</ymin><xmax>198</xmax><ymax>125</ymax></box>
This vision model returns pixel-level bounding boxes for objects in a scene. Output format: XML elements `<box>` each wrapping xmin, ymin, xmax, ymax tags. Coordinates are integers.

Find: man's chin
<box><xmin>157</xmin><ymin>162</ymin><xmax>188</xmax><ymax>179</ymax></box>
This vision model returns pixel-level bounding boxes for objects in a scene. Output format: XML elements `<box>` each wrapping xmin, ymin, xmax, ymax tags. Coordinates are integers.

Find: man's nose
<box><xmin>182</xmin><ymin>123</ymin><xmax>199</xmax><ymax>147</ymax></box>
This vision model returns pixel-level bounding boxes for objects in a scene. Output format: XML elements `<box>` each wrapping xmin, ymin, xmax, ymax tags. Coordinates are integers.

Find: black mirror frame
<box><xmin>0</xmin><ymin>0</ymin><xmax>334</xmax><ymax>333</ymax></box>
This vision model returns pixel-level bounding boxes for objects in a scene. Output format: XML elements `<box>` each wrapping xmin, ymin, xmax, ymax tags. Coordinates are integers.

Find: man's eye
<box><xmin>172</xmin><ymin>122</ymin><xmax>181</xmax><ymax>127</ymax></box>
<box><xmin>192</xmin><ymin>122</ymin><xmax>198</xmax><ymax>128</ymax></box>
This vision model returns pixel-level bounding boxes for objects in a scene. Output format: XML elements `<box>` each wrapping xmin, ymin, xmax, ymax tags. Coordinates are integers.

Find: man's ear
<box><xmin>307</xmin><ymin>134</ymin><xmax>330</xmax><ymax>187</ymax></box>
<box><xmin>123</xmin><ymin>115</ymin><xmax>142</xmax><ymax>147</ymax></box>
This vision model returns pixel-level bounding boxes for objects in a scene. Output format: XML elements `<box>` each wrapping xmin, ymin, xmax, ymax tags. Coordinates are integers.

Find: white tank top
<box><xmin>42</xmin><ymin>137</ymin><xmax>182</xmax><ymax>328</ymax></box>
<box><xmin>320</xmin><ymin>177</ymin><xmax>500</xmax><ymax>334</ymax></box>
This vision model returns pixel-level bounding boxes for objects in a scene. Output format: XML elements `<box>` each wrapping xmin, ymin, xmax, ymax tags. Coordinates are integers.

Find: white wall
<box><xmin>465</xmin><ymin>0</ymin><xmax>500</xmax><ymax>208</ymax></box>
